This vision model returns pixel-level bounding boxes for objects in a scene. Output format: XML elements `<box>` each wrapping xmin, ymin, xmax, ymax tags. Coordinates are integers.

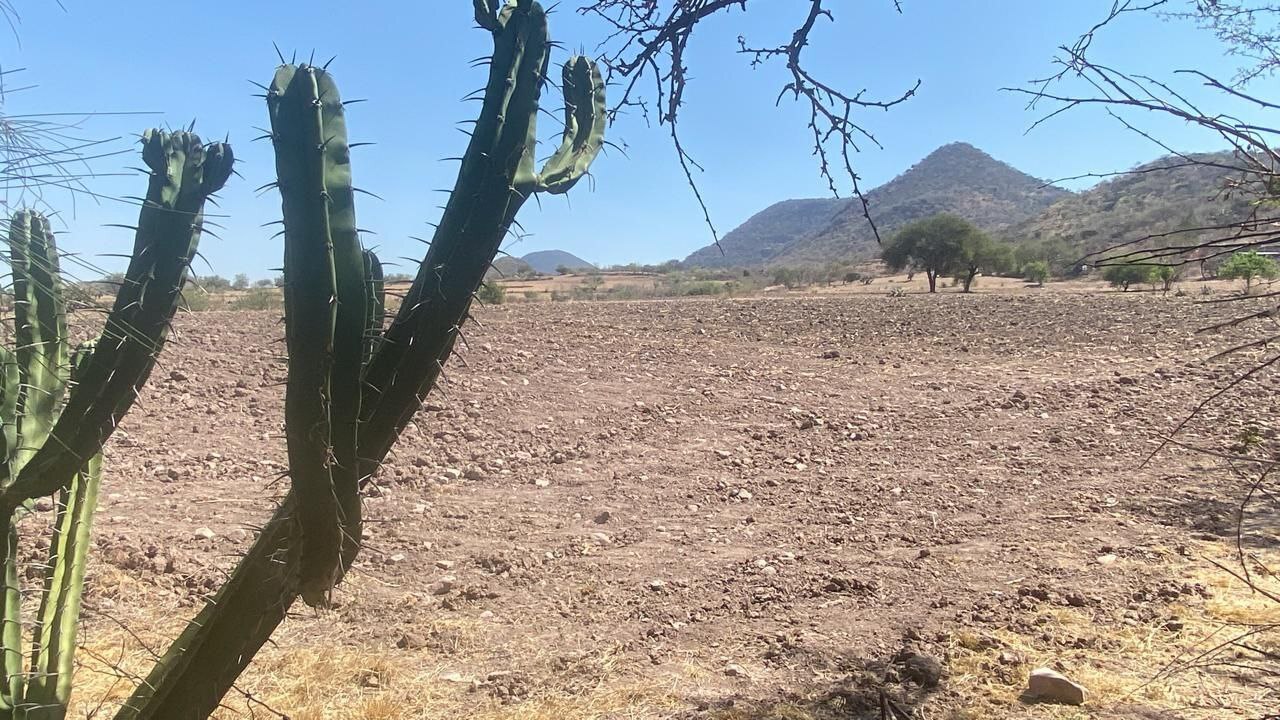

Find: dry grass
<box><xmin>58</xmin><ymin>542</ymin><xmax>1280</xmax><ymax>718</ymax></box>
<box><xmin>943</xmin><ymin>542</ymin><xmax>1279</xmax><ymax>719</ymax></box>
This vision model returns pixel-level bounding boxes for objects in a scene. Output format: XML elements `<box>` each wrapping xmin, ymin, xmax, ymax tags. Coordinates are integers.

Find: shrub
<box><xmin>476</xmin><ymin>281</ymin><xmax>507</xmax><ymax>305</ymax></box>
<box><xmin>1023</xmin><ymin>261</ymin><xmax>1050</xmax><ymax>286</ymax></box>
<box><xmin>1102</xmin><ymin>263</ymin><xmax>1153</xmax><ymax>291</ymax></box>
<box><xmin>196</xmin><ymin>274</ymin><xmax>233</xmax><ymax>292</ymax></box>
<box><xmin>523</xmin><ymin>290</ymin><xmax>541</xmax><ymax>301</ymax></box>
<box><xmin>230</xmin><ymin>289</ymin><xmax>281</xmax><ymax>311</ymax></box>
<box><xmin>1153</xmin><ymin>264</ymin><xmax>1180</xmax><ymax>292</ymax></box>
<box><xmin>183</xmin><ymin>290</ymin><xmax>214</xmax><ymax>312</ymax></box>
<box><xmin>1218</xmin><ymin>251</ymin><xmax>1278</xmax><ymax>291</ymax></box>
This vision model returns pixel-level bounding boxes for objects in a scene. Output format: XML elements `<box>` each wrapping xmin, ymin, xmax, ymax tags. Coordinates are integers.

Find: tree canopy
<box><xmin>881</xmin><ymin>215</ymin><xmax>1003</xmax><ymax>293</ymax></box>
<box><xmin>1218</xmin><ymin>251</ymin><xmax>1279</xmax><ymax>291</ymax></box>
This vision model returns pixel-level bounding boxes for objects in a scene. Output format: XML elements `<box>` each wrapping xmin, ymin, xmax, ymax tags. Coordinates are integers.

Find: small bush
<box><xmin>182</xmin><ymin>290</ymin><xmax>213</xmax><ymax>312</ymax></box>
<box><xmin>550</xmin><ymin>290</ymin><xmax>570</xmax><ymax>302</ymax></box>
<box><xmin>1023</xmin><ymin>261</ymin><xmax>1050</xmax><ymax>286</ymax></box>
<box><xmin>1218</xmin><ymin>251</ymin><xmax>1278</xmax><ymax>291</ymax></box>
<box><xmin>230</xmin><ymin>289</ymin><xmax>281</xmax><ymax>311</ymax></box>
<box><xmin>1153</xmin><ymin>264</ymin><xmax>1180</xmax><ymax>292</ymax></box>
<box><xmin>476</xmin><ymin>282</ymin><xmax>506</xmax><ymax>305</ymax></box>
<box><xmin>523</xmin><ymin>290</ymin><xmax>541</xmax><ymax>301</ymax></box>
<box><xmin>1102</xmin><ymin>263</ymin><xmax>1153</xmax><ymax>291</ymax></box>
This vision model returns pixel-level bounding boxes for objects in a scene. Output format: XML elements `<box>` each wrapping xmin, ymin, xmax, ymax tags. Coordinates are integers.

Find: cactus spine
<box><xmin>121</xmin><ymin>2</ymin><xmax>604</xmax><ymax>716</ymax></box>
<box><xmin>0</xmin><ymin>129</ymin><xmax>231</xmax><ymax>720</ymax></box>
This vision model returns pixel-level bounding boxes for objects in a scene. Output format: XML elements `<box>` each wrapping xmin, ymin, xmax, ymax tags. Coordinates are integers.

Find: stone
<box><xmin>397</xmin><ymin>632</ymin><xmax>427</xmax><ymax>650</ymax></box>
<box><xmin>435</xmin><ymin>560</ymin><xmax>456</xmax><ymax>570</ymax></box>
<box><xmin>428</xmin><ymin>577</ymin><xmax>456</xmax><ymax>596</ymax></box>
<box><xmin>896</xmin><ymin>650</ymin><xmax>942</xmax><ymax>688</ymax></box>
<box><xmin>1027</xmin><ymin>667</ymin><xmax>1087</xmax><ymax>705</ymax></box>
<box><xmin>193</xmin><ymin>527</ymin><xmax>216</xmax><ymax>541</ymax></box>
<box><xmin>723</xmin><ymin>663</ymin><xmax>749</xmax><ymax>678</ymax></box>
<box><xmin>593</xmin><ymin>510</ymin><xmax>612</xmax><ymax>524</ymax></box>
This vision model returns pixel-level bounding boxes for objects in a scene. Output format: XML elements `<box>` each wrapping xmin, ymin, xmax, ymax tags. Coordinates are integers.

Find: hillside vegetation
<box><xmin>1000</xmin><ymin>151</ymin><xmax>1251</xmax><ymax>260</ymax></box>
<box><xmin>685</xmin><ymin>143</ymin><xmax>1069</xmax><ymax>267</ymax></box>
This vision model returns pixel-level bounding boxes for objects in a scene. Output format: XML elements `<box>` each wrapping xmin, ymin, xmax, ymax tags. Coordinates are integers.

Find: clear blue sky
<box><xmin>0</xmin><ymin>0</ymin><xmax>1264</xmax><ymax>278</ymax></box>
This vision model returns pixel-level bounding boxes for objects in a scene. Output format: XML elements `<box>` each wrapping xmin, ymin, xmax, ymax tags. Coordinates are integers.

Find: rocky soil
<box><xmin>56</xmin><ymin>291</ymin><xmax>1280</xmax><ymax>718</ymax></box>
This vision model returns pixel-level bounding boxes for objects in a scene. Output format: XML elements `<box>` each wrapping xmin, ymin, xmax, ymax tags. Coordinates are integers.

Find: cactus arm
<box><xmin>0</xmin><ymin>515</ymin><xmax>21</xmax><ymax>715</ymax></box>
<box><xmin>533</xmin><ymin>57</ymin><xmax>607</xmax><ymax>195</ymax></box>
<box><xmin>360</xmin><ymin>4</ymin><xmax>606</xmax><ymax>472</ymax></box>
<box><xmin>357</xmin><ymin>0</ymin><xmax>550</xmax><ymax>468</ymax></box>
<box><xmin>7</xmin><ymin>211</ymin><xmax>69</xmax><ymax>476</ymax></box>
<box><xmin>268</xmin><ymin>64</ymin><xmax>366</xmax><ymax>607</ymax></box>
<box><xmin>21</xmin><ymin>343</ymin><xmax>100</xmax><ymax>718</ymax></box>
<box><xmin>0</xmin><ymin>133</ymin><xmax>232</xmax><ymax>508</ymax></box>
<box><xmin>0</xmin><ymin>347</ymin><xmax>19</xmax><ymax>468</ymax></box>
<box><xmin>362</xmin><ymin>249</ymin><xmax>385</xmax><ymax>367</ymax></box>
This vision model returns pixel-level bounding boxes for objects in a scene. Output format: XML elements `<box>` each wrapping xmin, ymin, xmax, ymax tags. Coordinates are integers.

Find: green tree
<box><xmin>882</xmin><ymin>214</ymin><xmax>980</xmax><ymax>293</ymax></box>
<box><xmin>772</xmin><ymin>266</ymin><xmax>802</xmax><ymax>289</ymax></box>
<box><xmin>1102</xmin><ymin>263</ymin><xmax>1153</xmax><ymax>291</ymax></box>
<box><xmin>1218</xmin><ymin>251</ymin><xmax>1278</xmax><ymax>291</ymax></box>
<box><xmin>1153</xmin><ymin>264</ymin><xmax>1180</xmax><ymax>293</ymax></box>
<box><xmin>1023</xmin><ymin>261</ymin><xmax>1050</xmax><ymax>286</ymax></box>
<box><xmin>232</xmin><ymin>273</ymin><xmax>250</xmax><ymax>290</ymax></box>
<box><xmin>955</xmin><ymin>235</ymin><xmax>1014</xmax><ymax>292</ymax></box>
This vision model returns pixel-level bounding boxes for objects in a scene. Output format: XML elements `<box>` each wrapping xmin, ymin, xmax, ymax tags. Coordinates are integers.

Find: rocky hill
<box><xmin>999</xmin><ymin>151</ymin><xmax>1251</xmax><ymax>258</ymax></box>
<box><xmin>521</xmin><ymin>250</ymin><xmax>596</xmax><ymax>274</ymax></box>
<box><xmin>684</xmin><ymin>143</ymin><xmax>1071</xmax><ymax>267</ymax></box>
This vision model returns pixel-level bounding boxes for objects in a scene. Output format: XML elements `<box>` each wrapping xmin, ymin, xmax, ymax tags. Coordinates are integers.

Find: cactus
<box><xmin>0</xmin><ymin>128</ymin><xmax>232</xmax><ymax>719</ymax></box>
<box><xmin>119</xmin><ymin>2</ymin><xmax>604</xmax><ymax>716</ymax></box>
<box><xmin>266</xmin><ymin>61</ymin><xmax>367</xmax><ymax>608</ymax></box>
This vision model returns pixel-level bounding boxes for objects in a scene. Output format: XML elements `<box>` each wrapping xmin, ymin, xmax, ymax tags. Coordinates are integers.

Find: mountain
<box><xmin>1000</xmin><ymin>151</ymin><xmax>1252</xmax><ymax>258</ymax></box>
<box><xmin>683</xmin><ymin>198</ymin><xmax>846</xmax><ymax>267</ymax></box>
<box><xmin>488</xmin><ymin>255</ymin><xmax>534</xmax><ymax>279</ymax></box>
<box><xmin>684</xmin><ymin>142</ymin><xmax>1072</xmax><ymax>267</ymax></box>
<box><xmin>521</xmin><ymin>250</ymin><xmax>597</xmax><ymax>274</ymax></box>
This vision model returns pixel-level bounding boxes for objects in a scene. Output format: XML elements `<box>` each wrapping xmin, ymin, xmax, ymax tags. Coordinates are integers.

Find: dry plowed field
<box><xmin>58</xmin><ymin>292</ymin><xmax>1279</xmax><ymax>718</ymax></box>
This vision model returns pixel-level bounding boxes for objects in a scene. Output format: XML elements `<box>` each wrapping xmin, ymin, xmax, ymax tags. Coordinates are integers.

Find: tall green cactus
<box><xmin>119</xmin><ymin>2</ymin><xmax>604</xmax><ymax>717</ymax></box>
<box><xmin>0</xmin><ymin>128</ymin><xmax>232</xmax><ymax>719</ymax></box>
<box><xmin>267</xmin><ymin>61</ymin><xmax>367</xmax><ymax>608</ymax></box>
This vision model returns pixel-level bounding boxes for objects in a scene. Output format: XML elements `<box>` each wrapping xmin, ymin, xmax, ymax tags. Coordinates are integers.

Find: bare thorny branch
<box><xmin>1017</xmin><ymin>0</ymin><xmax>1280</xmax><ymax>695</ymax></box>
<box><xmin>576</xmin><ymin>0</ymin><xmax>918</xmax><ymax>245</ymax></box>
